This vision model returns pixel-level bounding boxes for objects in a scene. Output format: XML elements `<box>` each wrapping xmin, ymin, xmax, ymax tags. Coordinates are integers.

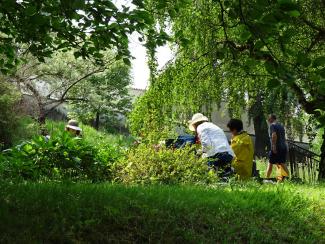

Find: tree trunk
<box><xmin>249</xmin><ymin>93</ymin><xmax>270</xmax><ymax>157</ymax></box>
<box><xmin>318</xmin><ymin>132</ymin><xmax>325</xmax><ymax>180</ymax></box>
<box><xmin>94</xmin><ymin>112</ymin><xmax>100</xmax><ymax>130</ymax></box>
<box><xmin>38</xmin><ymin>109</ymin><xmax>46</xmax><ymax>125</ymax></box>
<box><xmin>253</xmin><ymin>112</ymin><xmax>270</xmax><ymax>157</ymax></box>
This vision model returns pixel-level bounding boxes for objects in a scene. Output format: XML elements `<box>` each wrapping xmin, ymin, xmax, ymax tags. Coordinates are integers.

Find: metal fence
<box><xmin>233</xmin><ymin>132</ymin><xmax>320</xmax><ymax>182</ymax></box>
<box><xmin>287</xmin><ymin>141</ymin><xmax>320</xmax><ymax>182</ymax></box>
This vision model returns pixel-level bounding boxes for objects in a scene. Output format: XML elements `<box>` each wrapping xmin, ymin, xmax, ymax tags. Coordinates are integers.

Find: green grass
<box><xmin>0</xmin><ymin>182</ymin><xmax>324</xmax><ymax>243</ymax></box>
<box><xmin>256</xmin><ymin>158</ymin><xmax>278</xmax><ymax>178</ymax></box>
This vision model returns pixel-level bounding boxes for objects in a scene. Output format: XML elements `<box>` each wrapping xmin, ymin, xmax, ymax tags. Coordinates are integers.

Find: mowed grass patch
<box><xmin>0</xmin><ymin>182</ymin><xmax>324</xmax><ymax>243</ymax></box>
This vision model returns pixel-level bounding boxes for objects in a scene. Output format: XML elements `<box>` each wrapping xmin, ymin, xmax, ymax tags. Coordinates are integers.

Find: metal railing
<box><xmin>287</xmin><ymin>141</ymin><xmax>320</xmax><ymax>182</ymax></box>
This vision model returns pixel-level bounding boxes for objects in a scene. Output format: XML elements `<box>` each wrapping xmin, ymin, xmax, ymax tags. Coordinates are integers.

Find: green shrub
<box><xmin>113</xmin><ymin>144</ymin><xmax>217</xmax><ymax>184</ymax></box>
<box><xmin>0</xmin><ymin>131</ymin><xmax>121</xmax><ymax>182</ymax></box>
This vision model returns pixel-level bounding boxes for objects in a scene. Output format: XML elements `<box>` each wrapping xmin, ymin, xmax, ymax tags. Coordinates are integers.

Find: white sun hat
<box><xmin>66</xmin><ymin>119</ymin><xmax>82</xmax><ymax>131</ymax></box>
<box><xmin>188</xmin><ymin>113</ymin><xmax>209</xmax><ymax>131</ymax></box>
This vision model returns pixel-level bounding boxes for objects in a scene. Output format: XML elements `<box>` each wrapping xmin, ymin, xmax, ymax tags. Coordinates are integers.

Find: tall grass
<box><xmin>45</xmin><ymin>120</ymin><xmax>134</xmax><ymax>148</ymax></box>
<box><xmin>10</xmin><ymin>118</ymin><xmax>134</xmax><ymax>148</ymax></box>
<box><xmin>0</xmin><ymin>182</ymin><xmax>324</xmax><ymax>243</ymax></box>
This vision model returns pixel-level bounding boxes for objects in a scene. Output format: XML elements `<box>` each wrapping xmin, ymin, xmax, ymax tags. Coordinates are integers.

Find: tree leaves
<box><xmin>313</xmin><ymin>57</ymin><xmax>325</xmax><ymax>68</ymax></box>
<box><xmin>24</xmin><ymin>5</ymin><xmax>37</xmax><ymax>16</ymax></box>
<box><xmin>123</xmin><ymin>58</ymin><xmax>131</xmax><ymax>66</ymax></box>
<box><xmin>297</xmin><ymin>54</ymin><xmax>311</xmax><ymax>67</ymax></box>
<box><xmin>277</xmin><ymin>0</ymin><xmax>298</xmax><ymax>11</ymax></box>
<box><xmin>0</xmin><ymin>0</ymin><xmax>161</xmax><ymax>71</ymax></box>
<box><xmin>267</xmin><ymin>79</ymin><xmax>281</xmax><ymax>89</ymax></box>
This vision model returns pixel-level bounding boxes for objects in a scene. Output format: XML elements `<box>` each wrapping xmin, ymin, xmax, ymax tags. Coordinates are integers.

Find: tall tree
<box><xmin>8</xmin><ymin>51</ymin><xmax>114</xmax><ymax>123</ymax></box>
<box><xmin>141</xmin><ymin>0</ymin><xmax>325</xmax><ymax>178</ymax></box>
<box><xmin>69</xmin><ymin>62</ymin><xmax>132</xmax><ymax>131</ymax></box>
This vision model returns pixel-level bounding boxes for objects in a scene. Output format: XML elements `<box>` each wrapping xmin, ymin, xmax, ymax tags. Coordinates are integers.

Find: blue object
<box><xmin>166</xmin><ymin>135</ymin><xmax>196</xmax><ymax>149</ymax></box>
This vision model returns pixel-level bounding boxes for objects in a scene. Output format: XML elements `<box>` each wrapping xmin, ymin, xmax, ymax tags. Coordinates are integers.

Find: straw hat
<box><xmin>66</xmin><ymin>119</ymin><xmax>82</xmax><ymax>131</ymax></box>
<box><xmin>188</xmin><ymin>113</ymin><xmax>209</xmax><ymax>131</ymax></box>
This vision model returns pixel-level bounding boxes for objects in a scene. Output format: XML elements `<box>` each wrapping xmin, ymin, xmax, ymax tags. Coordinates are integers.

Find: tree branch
<box><xmin>59</xmin><ymin>67</ymin><xmax>105</xmax><ymax>100</ymax></box>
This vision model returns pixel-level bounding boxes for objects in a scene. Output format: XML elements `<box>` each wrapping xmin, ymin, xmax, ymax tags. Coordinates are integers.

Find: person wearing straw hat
<box><xmin>188</xmin><ymin>113</ymin><xmax>234</xmax><ymax>172</ymax></box>
<box><xmin>65</xmin><ymin>119</ymin><xmax>82</xmax><ymax>137</ymax></box>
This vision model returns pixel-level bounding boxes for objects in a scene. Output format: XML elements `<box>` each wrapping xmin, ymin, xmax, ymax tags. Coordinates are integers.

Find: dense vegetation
<box><xmin>129</xmin><ymin>0</ymin><xmax>325</xmax><ymax>178</ymax></box>
<box><xmin>0</xmin><ymin>0</ymin><xmax>325</xmax><ymax>242</ymax></box>
<box><xmin>0</xmin><ymin>120</ymin><xmax>217</xmax><ymax>184</ymax></box>
<box><xmin>0</xmin><ymin>121</ymin><xmax>127</xmax><ymax>182</ymax></box>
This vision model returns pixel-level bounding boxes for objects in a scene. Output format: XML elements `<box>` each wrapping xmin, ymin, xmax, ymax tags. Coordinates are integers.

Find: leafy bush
<box><xmin>0</xmin><ymin>132</ymin><xmax>122</xmax><ymax>182</ymax></box>
<box><xmin>113</xmin><ymin>144</ymin><xmax>217</xmax><ymax>184</ymax></box>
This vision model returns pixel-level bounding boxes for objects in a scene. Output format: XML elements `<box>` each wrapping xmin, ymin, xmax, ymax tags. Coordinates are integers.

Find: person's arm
<box><xmin>271</xmin><ymin>132</ymin><xmax>277</xmax><ymax>154</ymax></box>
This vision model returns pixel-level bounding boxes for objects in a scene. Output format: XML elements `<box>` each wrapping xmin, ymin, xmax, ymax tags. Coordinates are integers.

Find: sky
<box><xmin>113</xmin><ymin>0</ymin><xmax>174</xmax><ymax>90</ymax></box>
<box><xmin>129</xmin><ymin>33</ymin><xmax>174</xmax><ymax>90</ymax></box>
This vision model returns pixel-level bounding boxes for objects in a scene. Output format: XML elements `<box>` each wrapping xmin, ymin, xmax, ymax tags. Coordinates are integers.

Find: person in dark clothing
<box><xmin>266</xmin><ymin>114</ymin><xmax>289</xmax><ymax>181</ymax></box>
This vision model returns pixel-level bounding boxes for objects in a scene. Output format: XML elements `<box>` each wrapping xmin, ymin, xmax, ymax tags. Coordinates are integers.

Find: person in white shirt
<box><xmin>188</xmin><ymin>113</ymin><xmax>234</xmax><ymax>171</ymax></box>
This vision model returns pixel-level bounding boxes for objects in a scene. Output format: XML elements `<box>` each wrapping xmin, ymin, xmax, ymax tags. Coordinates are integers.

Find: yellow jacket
<box><xmin>231</xmin><ymin>131</ymin><xmax>254</xmax><ymax>180</ymax></box>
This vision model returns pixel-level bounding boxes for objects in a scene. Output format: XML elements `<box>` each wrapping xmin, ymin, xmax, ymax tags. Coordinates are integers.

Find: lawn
<box><xmin>0</xmin><ymin>182</ymin><xmax>324</xmax><ymax>243</ymax></box>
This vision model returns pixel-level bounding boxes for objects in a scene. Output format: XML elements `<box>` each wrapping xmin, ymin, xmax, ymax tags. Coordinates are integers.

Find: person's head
<box><xmin>188</xmin><ymin>113</ymin><xmax>209</xmax><ymax>132</ymax></box>
<box><xmin>227</xmin><ymin>119</ymin><xmax>243</xmax><ymax>136</ymax></box>
<box><xmin>268</xmin><ymin>114</ymin><xmax>277</xmax><ymax>124</ymax></box>
<box><xmin>65</xmin><ymin>119</ymin><xmax>82</xmax><ymax>136</ymax></box>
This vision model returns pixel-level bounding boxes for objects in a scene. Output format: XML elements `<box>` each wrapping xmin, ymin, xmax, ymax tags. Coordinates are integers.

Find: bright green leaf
<box><xmin>288</xmin><ymin>10</ymin><xmax>300</xmax><ymax>17</ymax></box>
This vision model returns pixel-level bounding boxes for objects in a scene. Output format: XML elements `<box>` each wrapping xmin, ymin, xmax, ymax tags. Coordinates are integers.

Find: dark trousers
<box><xmin>208</xmin><ymin>152</ymin><xmax>233</xmax><ymax>169</ymax></box>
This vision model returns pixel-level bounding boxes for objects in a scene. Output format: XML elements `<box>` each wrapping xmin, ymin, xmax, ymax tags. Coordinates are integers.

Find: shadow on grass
<box><xmin>0</xmin><ymin>183</ymin><xmax>324</xmax><ymax>243</ymax></box>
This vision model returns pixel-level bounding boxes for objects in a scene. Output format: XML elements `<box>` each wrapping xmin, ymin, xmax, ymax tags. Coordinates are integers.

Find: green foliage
<box><xmin>0</xmin><ymin>79</ymin><xmax>21</xmax><ymax>148</ymax></box>
<box><xmin>45</xmin><ymin>120</ymin><xmax>134</xmax><ymax>149</ymax></box>
<box><xmin>0</xmin><ymin>131</ymin><xmax>121</xmax><ymax>182</ymax></box>
<box><xmin>131</xmin><ymin>0</ymin><xmax>321</xmax><ymax>143</ymax></box>
<box><xmin>11</xmin><ymin>116</ymin><xmax>39</xmax><ymax>145</ymax></box>
<box><xmin>8</xmin><ymin>50</ymin><xmax>132</xmax><ymax>130</ymax></box>
<box><xmin>311</xmin><ymin>129</ymin><xmax>324</xmax><ymax>155</ymax></box>
<box><xmin>142</xmin><ymin>0</ymin><xmax>325</xmax><ymax>177</ymax></box>
<box><xmin>151</xmin><ymin>0</ymin><xmax>325</xmax><ymax>120</ymax></box>
<box><xmin>128</xmin><ymin>92</ymin><xmax>172</xmax><ymax>141</ymax></box>
<box><xmin>68</xmin><ymin>58</ymin><xmax>132</xmax><ymax>129</ymax></box>
<box><xmin>0</xmin><ymin>183</ymin><xmax>324</xmax><ymax>243</ymax></box>
<box><xmin>0</xmin><ymin>0</ymin><xmax>164</xmax><ymax>73</ymax></box>
<box><xmin>114</xmin><ymin>144</ymin><xmax>217</xmax><ymax>184</ymax></box>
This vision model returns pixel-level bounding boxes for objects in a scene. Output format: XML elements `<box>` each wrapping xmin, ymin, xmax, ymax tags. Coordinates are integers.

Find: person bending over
<box><xmin>266</xmin><ymin>114</ymin><xmax>289</xmax><ymax>181</ymax></box>
<box><xmin>227</xmin><ymin>119</ymin><xmax>254</xmax><ymax>180</ymax></box>
<box><xmin>188</xmin><ymin>113</ymin><xmax>234</xmax><ymax>173</ymax></box>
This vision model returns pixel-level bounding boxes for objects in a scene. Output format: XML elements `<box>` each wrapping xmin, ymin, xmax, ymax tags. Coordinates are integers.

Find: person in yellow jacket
<box><xmin>227</xmin><ymin>119</ymin><xmax>254</xmax><ymax>180</ymax></box>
